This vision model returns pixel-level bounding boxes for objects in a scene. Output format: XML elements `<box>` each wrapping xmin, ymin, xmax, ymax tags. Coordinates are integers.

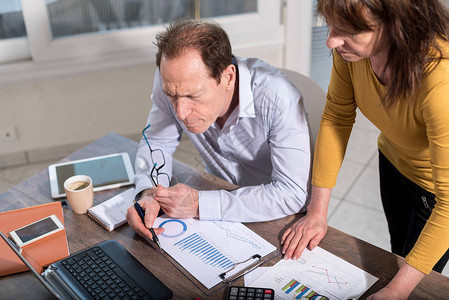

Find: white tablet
<box><xmin>48</xmin><ymin>152</ymin><xmax>135</xmax><ymax>198</ymax></box>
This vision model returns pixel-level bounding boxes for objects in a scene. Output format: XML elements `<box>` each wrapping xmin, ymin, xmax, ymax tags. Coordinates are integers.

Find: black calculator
<box><xmin>226</xmin><ymin>286</ymin><xmax>275</xmax><ymax>300</ymax></box>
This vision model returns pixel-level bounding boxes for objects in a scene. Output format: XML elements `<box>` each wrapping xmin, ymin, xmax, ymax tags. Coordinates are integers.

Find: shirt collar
<box><xmin>211</xmin><ymin>56</ymin><xmax>256</xmax><ymax>132</ymax></box>
<box><xmin>234</xmin><ymin>56</ymin><xmax>256</xmax><ymax>119</ymax></box>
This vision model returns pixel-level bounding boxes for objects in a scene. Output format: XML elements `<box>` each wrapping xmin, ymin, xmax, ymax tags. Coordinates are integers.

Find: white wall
<box><xmin>0</xmin><ymin>46</ymin><xmax>283</xmax><ymax>168</ymax></box>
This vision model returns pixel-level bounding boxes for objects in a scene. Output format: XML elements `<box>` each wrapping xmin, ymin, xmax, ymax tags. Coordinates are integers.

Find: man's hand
<box><xmin>126</xmin><ymin>190</ymin><xmax>164</xmax><ymax>241</ymax></box>
<box><xmin>151</xmin><ymin>183</ymin><xmax>199</xmax><ymax>219</ymax></box>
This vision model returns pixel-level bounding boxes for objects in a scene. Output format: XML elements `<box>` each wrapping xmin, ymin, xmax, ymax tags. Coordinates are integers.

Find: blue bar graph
<box><xmin>174</xmin><ymin>233</ymin><xmax>234</xmax><ymax>269</ymax></box>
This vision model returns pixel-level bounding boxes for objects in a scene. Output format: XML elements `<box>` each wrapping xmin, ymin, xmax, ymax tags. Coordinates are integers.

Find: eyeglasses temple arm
<box><xmin>142</xmin><ymin>123</ymin><xmax>152</xmax><ymax>151</ymax></box>
<box><xmin>150</xmin><ymin>163</ymin><xmax>159</xmax><ymax>186</ymax></box>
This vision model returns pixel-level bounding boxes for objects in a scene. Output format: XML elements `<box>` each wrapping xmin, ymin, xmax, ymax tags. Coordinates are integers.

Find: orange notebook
<box><xmin>0</xmin><ymin>202</ymin><xmax>69</xmax><ymax>276</ymax></box>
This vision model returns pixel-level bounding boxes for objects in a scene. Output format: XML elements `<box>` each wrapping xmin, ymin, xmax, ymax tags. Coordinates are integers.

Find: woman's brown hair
<box><xmin>317</xmin><ymin>0</ymin><xmax>449</xmax><ymax>107</ymax></box>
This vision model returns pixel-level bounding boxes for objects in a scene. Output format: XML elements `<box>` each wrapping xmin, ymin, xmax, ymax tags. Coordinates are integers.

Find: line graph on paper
<box><xmin>212</xmin><ymin>221</ymin><xmax>262</xmax><ymax>249</ymax></box>
<box><xmin>307</xmin><ymin>266</ymin><xmax>348</xmax><ymax>289</ymax></box>
<box><xmin>250</xmin><ymin>247</ymin><xmax>378</xmax><ymax>300</ymax></box>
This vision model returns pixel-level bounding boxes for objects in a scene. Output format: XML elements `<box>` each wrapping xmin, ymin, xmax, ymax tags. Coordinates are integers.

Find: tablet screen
<box><xmin>55</xmin><ymin>155</ymin><xmax>130</xmax><ymax>194</ymax></box>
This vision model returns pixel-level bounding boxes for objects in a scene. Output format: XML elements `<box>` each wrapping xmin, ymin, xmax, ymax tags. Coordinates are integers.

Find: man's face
<box><xmin>160</xmin><ymin>49</ymin><xmax>235</xmax><ymax>134</ymax></box>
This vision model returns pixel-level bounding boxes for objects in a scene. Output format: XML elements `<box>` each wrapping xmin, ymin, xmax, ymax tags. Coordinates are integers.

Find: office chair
<box><xmin>279</xmin><ymin>68</ymin><xmax>326</xmax><ymax>148</ymax></box>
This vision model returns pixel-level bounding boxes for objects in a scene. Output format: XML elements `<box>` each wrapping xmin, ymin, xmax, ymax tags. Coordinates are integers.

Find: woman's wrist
<box><xmin>385</xmin><ymin>262</ymin><xmax>425</xmax><ymax>298</ymax></box>
<box><xmin>307</xmin><ymin>185</ymin><xmax>332</xmax><ymax>218</ymax></box>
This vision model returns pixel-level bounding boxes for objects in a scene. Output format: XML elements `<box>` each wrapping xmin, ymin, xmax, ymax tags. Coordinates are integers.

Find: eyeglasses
<box><xmin>142</xmin><ymin>123</ymin><xmax>170</xmax><ymax>186</ymax></box>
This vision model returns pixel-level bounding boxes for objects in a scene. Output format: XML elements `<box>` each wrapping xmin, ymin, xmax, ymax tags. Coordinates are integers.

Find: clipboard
<box><xmin>152</xmin><ymin>216</ymin><xmax>281</xmax><ymax>296</ymax></box>
<box><xmin>219</xmin><ymin>254</ymin><xmax>264</xmax><ymax>283</ymax></box>
<box><xmin>158</xmin><ymin>244</ymin><xmax>280</xmax><ymax>296</ymax></box>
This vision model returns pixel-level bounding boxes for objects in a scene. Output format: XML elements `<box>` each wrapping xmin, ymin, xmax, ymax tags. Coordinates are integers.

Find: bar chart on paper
<box><xmin>250</xmin><ymin>247</ymin><xmax>378</xmax><ymax>300</ymax></box>
<box><xmin>173</xmin><ymin>232</ymin><xmax>234</xmax><ymax>269</ymax></box>
<box><xmin>282</xmin><ymin>278</ymin><xmax>329</xmax><ymax>299</ymax></box>
<box><xmin>154</xmin><ymin>216</ymin><xmax>277</xmax><ymax>289</ymax></box>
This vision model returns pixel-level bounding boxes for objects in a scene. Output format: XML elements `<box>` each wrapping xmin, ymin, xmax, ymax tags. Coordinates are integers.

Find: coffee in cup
<box><xmin>64</xmin><ymin>175</ymin><xmax>94</xmax><ymax>214</ymax></box>
<box><xmin>68</xmin><ymin>181</ymin><xmax>91</xmax><ymax>191</ymax></box>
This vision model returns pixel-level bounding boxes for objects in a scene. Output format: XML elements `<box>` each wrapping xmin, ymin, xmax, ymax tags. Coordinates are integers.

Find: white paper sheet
<box><xmin>153</xmin><ymin>216</ymin><xmax>277</xmax><ymax>289</ymax></box>
<box><xmin>249</xmin><ymin>246</ymin><xmax>378</xmax><ymax>300</ymax></box>
<box><xmin>244</xmin><ymin>266</ymin><xmax>270</xmax><ymax>286</ymax></box>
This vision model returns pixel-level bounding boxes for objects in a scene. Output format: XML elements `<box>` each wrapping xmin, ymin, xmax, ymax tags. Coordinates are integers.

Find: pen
<box><xmin>134</xmin><ymin>200</ymin><xmax>162</xmax><ymax>250</ymax></box>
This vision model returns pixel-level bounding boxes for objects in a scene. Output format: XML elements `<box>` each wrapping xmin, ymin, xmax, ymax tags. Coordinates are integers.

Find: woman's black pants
<box><xmin>379</xmin><ymin>150</ymin><xmax>449</xmax><ymax>272</ymax></box>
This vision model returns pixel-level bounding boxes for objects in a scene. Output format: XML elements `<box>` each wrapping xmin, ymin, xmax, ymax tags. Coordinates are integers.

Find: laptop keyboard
<box><xmin>61</xmin><ymin>246</ymin><xmax>150</xmax><ymax>300</ymax></box>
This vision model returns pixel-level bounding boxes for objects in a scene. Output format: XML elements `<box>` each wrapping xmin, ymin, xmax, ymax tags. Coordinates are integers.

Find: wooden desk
<box><xmin>1</xmin><ymin>133</ymin><xmax>448</xmax><ymax>299</ymax></box>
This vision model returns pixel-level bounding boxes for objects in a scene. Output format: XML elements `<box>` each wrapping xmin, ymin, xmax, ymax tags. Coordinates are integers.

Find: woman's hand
<box><xmin>367</xmin><ymin>262</ymin><xmax>425</xmax><ymax>299</ymax></box>
<box><xmin>366</xmin><ymin>286</ymin><xmax>405</xmax><ymax>300</ymax></box>
<box><xmin>281</xmin><ymin>212</ymin><xmax>328</xmax><ymax>259</ymax></box>
<box><xmin>281</xmin><ymin>186</ymin><xmax>331</xmax><ymax>259</ymax></box>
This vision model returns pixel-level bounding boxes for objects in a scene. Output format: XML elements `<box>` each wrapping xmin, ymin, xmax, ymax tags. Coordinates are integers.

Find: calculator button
<box><xmin>229</xmin><ymin>287</ymin><xmax>239</xmax><ymax>296</ymax></box>
<box><xmin>227</xmin><ymin>286</ymin><xmax>274</xmax><ymax>300</ymax></box>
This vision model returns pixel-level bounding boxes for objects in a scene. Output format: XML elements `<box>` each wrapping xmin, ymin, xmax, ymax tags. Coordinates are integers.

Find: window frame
<box><xmin>0</xmin><ymin>0</ymin><xmax>282</xmax><ymax>82</ymax></box>
<box><xmin>23</xmin><ymin>0</ymin><xmax>282</xmax><ymax>62</ymax></box>
<box><xmin>0</xmin><ymin>37</ymin><xmax>29</xmax><ymax>63</ymax></box>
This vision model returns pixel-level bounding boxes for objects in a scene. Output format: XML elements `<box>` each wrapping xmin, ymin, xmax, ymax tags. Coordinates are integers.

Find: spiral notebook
<box><xmin>87</xmin><ymin>188</ymin><xmax>135</xmax><ymax>231</ymax></box>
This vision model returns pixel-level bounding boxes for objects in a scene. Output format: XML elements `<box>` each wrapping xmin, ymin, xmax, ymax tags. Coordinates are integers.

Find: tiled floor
<box><xmin>0</xmin><ymin>113</ymin><xmax>447</xmax><ymax>277</ymax></box>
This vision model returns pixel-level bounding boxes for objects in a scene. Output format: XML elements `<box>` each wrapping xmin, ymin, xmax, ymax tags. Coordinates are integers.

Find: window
<box><xmin>0</xmin><ymin>0</ymin><xmax>30</xmax><ymax>62</ymax></box>
<box><xmin>309</xmin><ymin>0</ymin><xmax>331</xmax><ymax>91</ymax></box>
<box><xmin>0</xmin><ymin>0</ymin><xmax>281</xmax><ymax>68</ymax></box>
<box><xmin>0</xmin><ymin>0</ymin><xmax>26</xmax><ymax>39</ymax></box>
<box><xmin>46</xmin><ymin>0</ymin><xmax>257</xmax><ymax>38</ymax></box>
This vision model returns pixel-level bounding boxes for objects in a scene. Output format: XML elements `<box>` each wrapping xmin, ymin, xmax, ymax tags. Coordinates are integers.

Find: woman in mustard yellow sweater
<box><xmin>281</xmin><ymin>0</ymin><xmax>449</xmax><ymax>298</ymax></box>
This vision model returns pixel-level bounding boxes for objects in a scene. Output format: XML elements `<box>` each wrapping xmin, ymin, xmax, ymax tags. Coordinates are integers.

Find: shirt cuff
<box><xmin>134</xmin><ymin>175</ymin><xmax>154</xmax><ymax>199</ymax></box>
<box><xmin>198</xmin><ymin>190</ymin><xmax>222</xmax><ymax>220</ymax></box>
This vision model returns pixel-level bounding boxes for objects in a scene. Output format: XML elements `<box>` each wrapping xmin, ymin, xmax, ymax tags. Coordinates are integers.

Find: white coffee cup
<box><xmin>64</xmin><ymin>175</ymin><xmax>94</xmax><ymax>214</ymax></box>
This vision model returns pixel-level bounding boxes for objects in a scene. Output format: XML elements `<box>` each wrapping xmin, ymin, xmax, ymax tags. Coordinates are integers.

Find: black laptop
<box><xmin>0</xmin><ymin>231</ymin><xmax>173</xmax><ymax>300</ymax></box>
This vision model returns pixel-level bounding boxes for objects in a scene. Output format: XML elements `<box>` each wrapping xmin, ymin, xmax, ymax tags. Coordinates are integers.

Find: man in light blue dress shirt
<box><xmin>127</xmin><ymin>19</ymin><xmax>311</xmax><ymax>239</ymax></box>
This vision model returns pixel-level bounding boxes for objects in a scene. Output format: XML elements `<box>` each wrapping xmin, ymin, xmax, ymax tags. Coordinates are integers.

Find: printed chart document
<box><xmin>153</xmin><ymin>216</ymin><xmax>277</xmax><ymax>289</ymax></box>
<box><xmin>250</xmin><ymin>246</ymin><xmax>378</xmax><ymax>300</ymax></box>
